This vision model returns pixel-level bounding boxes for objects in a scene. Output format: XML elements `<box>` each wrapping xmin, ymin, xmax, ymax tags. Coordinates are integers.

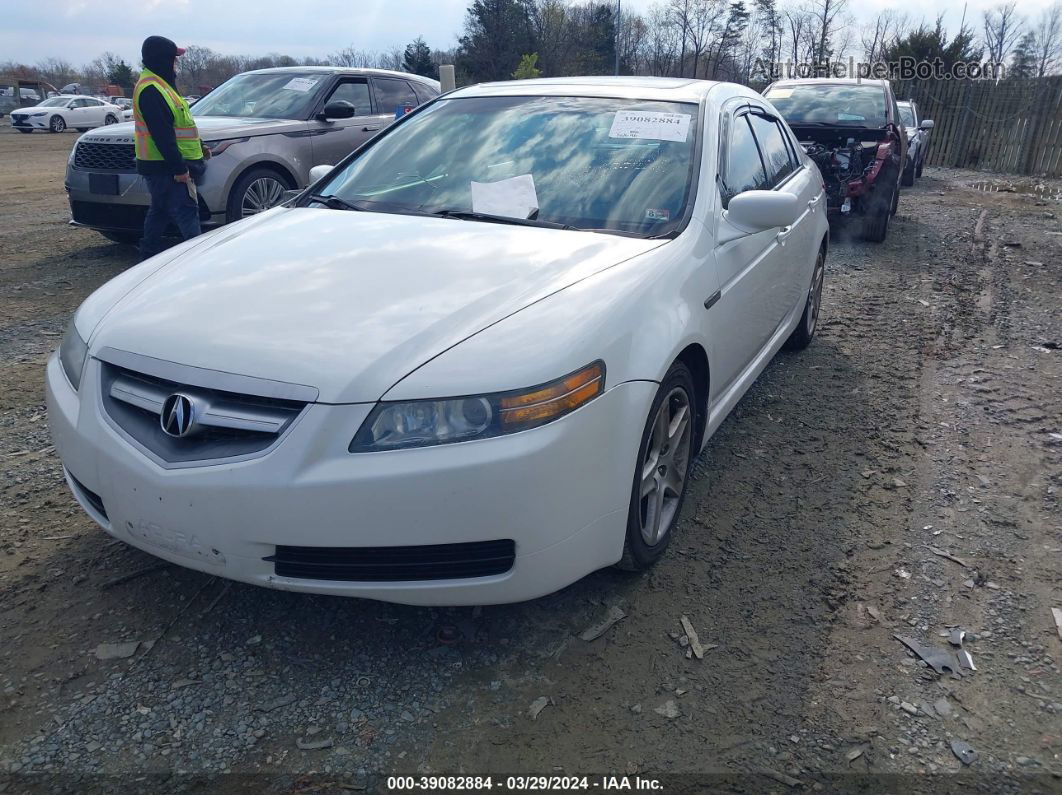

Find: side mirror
<box><xmin>319</xmin><ymin>100</ymin><xmax>356</xmax><ymax>120</ymax></box>
<box><xmin>920</xmin><ymin>119</ymin><xmax>934</xmax><ymax>130</ymax></box>
<box><xmin>308</xmin><ymin>164</ymin><xmax>333</xmax><ymax>183</ymax></box>
<box><xmin>723</xmin><ymin>190</ymin><xmax>800</xmax><ymax>240</ymax></box>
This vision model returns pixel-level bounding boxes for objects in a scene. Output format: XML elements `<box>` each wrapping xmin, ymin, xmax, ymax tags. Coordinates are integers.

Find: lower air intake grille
<box><xmin>69</xmin><ymin>472</ymin><xmax>108</xmax><ymax>520</ymax></box>
<box><xmin>268</xmin><ymin>540</ymin><xmax>516</xmax><ymax>582</ymax></box>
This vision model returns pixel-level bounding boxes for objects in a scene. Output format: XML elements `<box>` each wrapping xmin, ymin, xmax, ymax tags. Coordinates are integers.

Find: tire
<box><xmin>617</xmin><ymin>362</ymin><xmax>696</xmax><ymax>571</ymax></box>
<box><xmin>890</xmin><ymin>179</ymin><xmax>900</xmax><ymax>215</ymax></box>
<box><xmin>226</xmin><ymin>167</ymin><xmax>293</xmax><ymax>223</ymax></box>
<box><xmin>99</xmin><ymin>230</ymin><xmax>140</xmax><ymax>246</ymax></box>
<box><xmin>49</xmin><ymin>115</ymin><xmax>66</xmax><ymax>133</ymax></box>
<box><xmin>915</xmin><ymin>158</ymin><xmax>924</xmax><ymax>178</ymax></box>
<box><xmin>900</xmin><ymin>159</ymin><xmax>915</xmax><ymax>187</ymax></box>
<box><xmin>862</xmin><ymin>185</ymin><xmax>893</xmax><ymax>243</ymax></box>
<box><xmin>104</xmin><ymin>114</ymin><xmax>118</xmax><ymax>125</ymax></box>
<box><xmin>784</xmin><ymin>248</ymin><xmax>825</xmax><ymax>351</ymax></box>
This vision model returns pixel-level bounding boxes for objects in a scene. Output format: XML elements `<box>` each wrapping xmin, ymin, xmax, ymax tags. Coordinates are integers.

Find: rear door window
<box><xmin>410</xmin><ymin>81</ymin><xmax>436</xmax><ymax>104</ymax></box>
<box><xmin>372</xmin><ymin>77</ymin><xmax>418</xmax><ymax>116</ymax></box>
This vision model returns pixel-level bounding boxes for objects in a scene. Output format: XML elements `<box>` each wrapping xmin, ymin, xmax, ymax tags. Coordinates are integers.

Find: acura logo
<box><xmin>161</xmin><ymin>393</ymin><xmax>196</xmax><ymax>438</ymax></box>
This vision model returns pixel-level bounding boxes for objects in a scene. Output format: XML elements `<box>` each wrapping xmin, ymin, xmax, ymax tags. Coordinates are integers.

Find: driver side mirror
<box><xmin>309</xmin><ymin>164</ymin><xmax>333</xmax><ymax>183</ymax></box>
<box><xmin>319</xmin><ymin>100</ymin><xmax>356</xmax><ymax>120</ymax></box>
<box><xmin>920</xmin><ymin>119</ymin><xmax>934</xmax><ymax>130</ymax></box>
<box><xmin>721</xmin><ymin>190</ymin><xmax>800</xmax><ymax>243</ymax></box>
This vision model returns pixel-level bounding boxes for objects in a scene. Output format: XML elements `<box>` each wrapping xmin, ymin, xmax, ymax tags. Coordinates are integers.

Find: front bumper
<box><xmin>66</xmin><ymin>163</ymin><xmax>226</xmax><ymax>233</ymax></box>
<box><xmin>46</xmin><ymin>353</ymin><xmax>654</xmax><ymax>605</ymax></box>
<box><xmin>11</xmin><ymin>115</ymin><xmax>47</xmax><ymax>129</ymax></box>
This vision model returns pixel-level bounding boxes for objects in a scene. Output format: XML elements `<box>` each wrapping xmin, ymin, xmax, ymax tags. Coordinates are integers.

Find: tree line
<box><xmin>2</xmin><ymin>0</ymin><xmax>1060</xmax><ymax>96</ymax></box>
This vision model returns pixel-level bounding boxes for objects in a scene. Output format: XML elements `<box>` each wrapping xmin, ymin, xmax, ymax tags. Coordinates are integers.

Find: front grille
<box><xmin>68</xmin><ymin>472</ymin><xmax>108</xmax><ymax>520</ymax></box>
<box><xmin>268</xmin><ymin>540</ymin><xmax>517</xmax><ymax>582</ymax></box>
<box><xmin>11</xmin><ymin>114</ymin><xmax>28</xmax><ymax>125</ymax></box>
<box><xmin>74</xmin><ymin>141</ymin><xmax>136</xmax><ymax>172</ymax></box>
<box><xmin>71</xmin><ymin>200</ymin><xmax>146</xmax><ymax>230</ymax></box>
<box><xmin>100</xmin><ymin>363</ymin><xmax>307</xmax><ymax>464</ymax></box>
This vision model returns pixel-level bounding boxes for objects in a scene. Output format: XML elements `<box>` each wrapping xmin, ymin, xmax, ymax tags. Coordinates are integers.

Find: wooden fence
<box><xmin>890</xmin><ymin>75</ymin><xmax>1062</xmax><ymax>177</ymax></box>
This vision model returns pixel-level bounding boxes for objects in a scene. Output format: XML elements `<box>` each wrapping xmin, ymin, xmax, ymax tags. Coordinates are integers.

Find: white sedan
<box><xmin>47</xmin><ymin>77</ymin><xmax>828</xmax><ymax>605</ymax></box>
<box><xmin>10</xmin><ymin>95</ymin><xmax>122</xmax><ymax>133</ymax></box>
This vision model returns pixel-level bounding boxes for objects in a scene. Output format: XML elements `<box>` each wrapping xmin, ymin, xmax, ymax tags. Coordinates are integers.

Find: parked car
<box><xmin>897</xmin><ymin>100</ymin><xmax>934</xmax><ymax>185</ymax></box>
<box><xmin>65</xmin><ymin>67</ymin><xmax>440</xmax><ymax>245</ymax></box>
<box><xmin>10</xmin><ymin>95</ymin><xmax>122</xmax><ymax>133</ymax></box>
<box><xmin>109</xmin><ymin>97</ymin><xmax>133</xmax><ymax>110</ymax></box>
<box><xmin>763</xmin><ymin>78</ymin><xmax>907</xmax><ymax>242</ymax></box>
<box><xmin>47</xmin><ymin>76</ymin><xmax>829</xmax><ymax>605</ymax></box>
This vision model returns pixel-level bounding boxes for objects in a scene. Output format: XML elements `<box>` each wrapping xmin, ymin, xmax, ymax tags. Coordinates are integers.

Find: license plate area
<box><xmin>89</xmin><ymin>173</ymin><xmax>120</xmax><ymax>195</ymax></box>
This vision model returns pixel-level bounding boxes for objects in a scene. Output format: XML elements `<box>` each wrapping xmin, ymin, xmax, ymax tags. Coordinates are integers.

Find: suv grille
<box><xmin>268</xmin><ymin>540</ymin><xmax>517</xmax><ymax>582</ymax></box>
<box><xmin>74</xmin><ymin>141</ymin><xmax>136</xmax><ymax>172</ymax></box>
<box><xmin>100</xmin><ymin>363</ymin><xmax>308</xmax><ymax>464</ymax></box>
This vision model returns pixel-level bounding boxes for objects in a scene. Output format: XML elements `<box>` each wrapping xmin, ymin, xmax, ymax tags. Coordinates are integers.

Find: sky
<box><xmin>2</xmin><ymin>0</ymin><xmax>1058</xmax><ymax>67</ymax></box>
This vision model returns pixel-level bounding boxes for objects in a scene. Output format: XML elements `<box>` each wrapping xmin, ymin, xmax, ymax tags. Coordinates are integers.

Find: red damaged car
<box><xmin>763</xmin><ymin>78</ymin><xmax>907</xmax><ymax>242</ymax></box>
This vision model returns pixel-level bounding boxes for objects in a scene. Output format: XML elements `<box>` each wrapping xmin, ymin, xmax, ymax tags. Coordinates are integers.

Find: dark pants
<box><xmin>139</xmin><ymin>171</ymin><xmax>202</xmax><ymax>259</ymax></box>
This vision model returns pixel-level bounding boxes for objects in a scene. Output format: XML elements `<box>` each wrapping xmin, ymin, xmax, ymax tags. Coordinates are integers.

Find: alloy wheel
<box><xmin>639</xmin><ymin>387</ymin><xmax>692</xmax><ymax>546</ymax></box>
<box><xmin>241</xmin><ymin>177</ymin><xmax>287</xmax><ymax>217</ymax></box>
<box><xmin>104</xmin><ymin>114</ymin><xmax>117</xmax><ymax>125</ymax></box>
<box><xmin>50</xmin><ymin>116</ymin><xmax>65</xmax><ymax>133</ymax></box>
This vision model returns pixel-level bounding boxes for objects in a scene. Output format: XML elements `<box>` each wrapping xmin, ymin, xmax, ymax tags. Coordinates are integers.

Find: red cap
<box><xmin>175</xmin><ymin>46</ymin><xmax>187</xmax><ymax>56</ymax></box>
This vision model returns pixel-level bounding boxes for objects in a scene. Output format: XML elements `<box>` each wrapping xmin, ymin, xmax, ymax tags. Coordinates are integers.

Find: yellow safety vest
<box><xmin>132</xmin><ymin>68</ymin><xmax>202</xmax><ymax>162</ymax></box>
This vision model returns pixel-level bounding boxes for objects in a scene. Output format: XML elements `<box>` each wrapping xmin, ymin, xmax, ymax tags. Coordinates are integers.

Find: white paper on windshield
<box><xmin>767</xmin><ymin>88</ymin><xmax>794</xmax><ymax>99</ymax></box>
<box><xmin>609</xmin><ymin>110</ymin><xmax>691</xmax><ymax>142</ymax></box>
<box><xmin>470</xmin><ymin>174</ymin><xmax>539</xmax><ymax>219</ymax></box>
<box><xmin>281</xmin><ymin>77</ymin><xmax>318</xmax><ymax>92</ymax></box>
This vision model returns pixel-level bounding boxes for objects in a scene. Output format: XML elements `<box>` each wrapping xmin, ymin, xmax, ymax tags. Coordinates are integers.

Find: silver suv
<box><xmin>65</xmin><ymin>67</ymin><xmax>440</xmax><ymax>244</ymax></box>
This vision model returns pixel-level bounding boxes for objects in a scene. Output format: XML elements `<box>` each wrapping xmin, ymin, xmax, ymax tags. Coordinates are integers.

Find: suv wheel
<box><xmin>226</xmin><ymin>167</ymin><xmax>293</xmax><ymax>223</ymax></box>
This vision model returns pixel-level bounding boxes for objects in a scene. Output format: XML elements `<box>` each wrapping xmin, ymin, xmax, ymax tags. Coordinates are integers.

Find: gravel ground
<box><xmin>0</xmin><ymin>124</ymin><xmax>1059</xmax><ymax>792</ymax></box>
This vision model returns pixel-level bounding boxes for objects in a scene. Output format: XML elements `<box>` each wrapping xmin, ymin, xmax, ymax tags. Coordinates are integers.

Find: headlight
<box><xmin>58</xmin><ymin>319</ymin><xmax>88</xmax><ymax>391</ymax></box>
<box><xmin>30</xmin><ymin>112</ymin><xmax>46</xmax><ymax>117</ymax></box>
<box><xmin>204</xmin><ymin>137</ymin><xmax>248</xmax><ymax>155</ymax></box>
<box><xmin>350</xmin><ymin>361</ymin><xmax>605</xmax><ymax>452</ymax></box>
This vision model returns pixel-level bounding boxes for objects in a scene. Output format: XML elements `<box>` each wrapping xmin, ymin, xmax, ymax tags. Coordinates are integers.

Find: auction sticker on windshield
<box><xmin>282</xmin><ymin>77</ymin><xmax>319</xmax><ymax>92</ymax></box>
<box><xmin>609</xmin><ymin>110</ymin><xmax>691</xmax><ymax>142</ymax></box>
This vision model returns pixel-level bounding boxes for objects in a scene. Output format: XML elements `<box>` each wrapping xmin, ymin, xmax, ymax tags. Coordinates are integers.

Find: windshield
<box><xmin>765</xmin><ymin>84</ymin><xmax>888</xmax><ymax>127</ymax></box>
<box><xmin>897</xmin><ymin>104</ymin><xmax>915</xmax><ymax>126</ymax></box>
<box><xmin>191</xmin><ymin>72</ymin><xmax>328</xmax><ymax>119</ymax></box>
<box><xmin>39</xmin><ymin>97</ymin><xmax>71</xmax><ymax>107</ymax></box>
<box><xmin>314</xmin><ymin>95</ymin><xmax>699</xmax><ymax>237</ymax></box>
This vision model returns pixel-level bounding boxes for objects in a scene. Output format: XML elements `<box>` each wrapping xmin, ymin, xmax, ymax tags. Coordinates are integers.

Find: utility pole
<box><xmin>615</xmin><ymin>0</ymin><xmax>621</xmax><ymax>75</ymax></box>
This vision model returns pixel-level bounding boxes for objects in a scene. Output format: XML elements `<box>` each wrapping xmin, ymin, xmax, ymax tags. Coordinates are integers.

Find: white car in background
<box><xmin>10</xmin><ymin>95</ymin><xmax>122</xmax><ymax>133</ymax></box>
<box><xmin>47</xmin><ymin>77</ymin><xmax>828</xmax><ymax>605</ymax></box>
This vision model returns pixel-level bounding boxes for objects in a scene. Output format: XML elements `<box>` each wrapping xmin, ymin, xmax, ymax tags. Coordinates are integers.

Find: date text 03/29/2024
<box><xmin>386</xmin><ymin>775</ymin><xmax>664</xmax><ymax>791</ymax></box>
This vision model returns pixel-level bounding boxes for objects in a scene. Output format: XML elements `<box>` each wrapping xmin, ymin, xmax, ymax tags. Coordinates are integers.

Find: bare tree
<box><xmin>861</xmin><ymin>9</ymin><xmax>907</xmax><ymax>64</ymax></box>
<box><xmin>1031</xmin><ymin>1</ymin><xmax>1062</xmax><ymax>76</ymax></box>
<box><xmin>982</xmin><ymin>1</ymin><xmax>1024</xmax><ymax>65</ymax></box>
<box><xmin>806</xmin><ymin>0</ymin><xmax>849</xmax><ymax>63</ymax></box>
<box><xmin>35</xmin><ymin>57</ymin><xmax>77</xmax><ymax>88</ymax></box>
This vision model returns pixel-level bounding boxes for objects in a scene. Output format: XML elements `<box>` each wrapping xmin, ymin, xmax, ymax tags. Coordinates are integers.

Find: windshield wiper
<box><xmin>306</xmin><ymin>193</ymin><xmax>362</xmax><ymax>211</ymax></box>
<box><xmin>431</xmin><ymin>209</ymin><xmax>577</xmax><ymax>231</ymax></box>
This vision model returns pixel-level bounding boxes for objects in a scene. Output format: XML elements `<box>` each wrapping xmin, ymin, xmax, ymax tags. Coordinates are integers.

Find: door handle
<box><xmin>362</xmin><ymin>125</ymin><xmax>381</xmax><ymax>132</ymax></box>
<box><xmin>808</xmin><ymin>194</ymin><xmax>822</xmax><ymax>210</ymax></box>
<box><xmin>776</xmin><ymin>226</ymin><xmax>793</xmax><ymax>245</ymax></box>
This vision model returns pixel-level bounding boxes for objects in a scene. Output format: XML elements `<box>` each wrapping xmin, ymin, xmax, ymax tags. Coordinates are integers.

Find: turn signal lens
<box><xmin>350</xmin><ymin>361</ymin><xmax>605</xmax><ymax>452</ymax></box>
<box><xmin>499</xmin><ymin>362</ymin><xmax>604</xmax><ymax>430</ymax></box>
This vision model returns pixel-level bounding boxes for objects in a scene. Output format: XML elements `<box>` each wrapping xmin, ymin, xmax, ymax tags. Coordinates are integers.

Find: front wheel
<box><xmin>862</xmin><ymin>187</ymin><xmax>893</xmax><ymax>242</ymax></box>
<box><xmin>784</xmin><ymin>249</ymin><xmax>825</xmax><ymax>351</ymax></box>
<box><xmin>900</xmin><ymin>159</ymin><xmax>915</xmax><ymax>187</ymax></box>
<box><xmin>104</xmin><ymin>114</ymin><xmax>118</xmax><ymax>125</ymax></box>
<box><xmin>915</xmin><ymin>158</ymin><xmax>924</xmax><ymax>178</ymax></box>
<box><xmin>617</xmin><ymin>363</ymin><xmax>696</xmax><ymax>571</ymax></box>
<box><xmin>49</xmin><ymin>115</ymin><xmax>66</xmax><ymax>133</ymax></box>
<box><xmin>226</xmin><ymin>167</ymin><xmax>293</xmax><ymax>223</ymax></box>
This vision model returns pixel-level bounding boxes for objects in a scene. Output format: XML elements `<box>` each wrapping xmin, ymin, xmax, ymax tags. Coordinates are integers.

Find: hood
<box><xmin>88</xmin><ymin>208</ymin><xmax>664</xmax><ymax>403</ymax></box>
<box><xmin>77</xmin><ymin>115</ymin><xmax>308</xmax><ymax>144</ymax></box>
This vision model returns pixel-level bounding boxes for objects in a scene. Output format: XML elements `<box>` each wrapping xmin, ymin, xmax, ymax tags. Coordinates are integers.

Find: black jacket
<box><xmin>135</xmin><ymin>84</ymin><xmax>192</xmax><ymax>177</ymax></box>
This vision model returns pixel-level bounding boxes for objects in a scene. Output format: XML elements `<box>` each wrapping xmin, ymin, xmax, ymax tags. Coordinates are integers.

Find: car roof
<box><xmin>896</xmin><ymin>99</ymin><xmax>914</xmax><ymax>106</ymax></box>
<box><xmin>450</xmin><ymin>76</ymin><xmax>720</xmax><ymax>102</ymax></box>
<box><xmin>245</xmin><ymin>65</ymin><xmax>440</xmax><ymax>88</ymax></box>
<box><xmin>768</xmin><ymin>77</ymin><xmax>890</xmax><ymax>89</ymax></box>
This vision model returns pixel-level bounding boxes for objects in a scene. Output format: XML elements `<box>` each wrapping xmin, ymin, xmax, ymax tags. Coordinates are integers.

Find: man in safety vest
<box><xmin>133</xmin><ymin>36</ymin><xmax>211</xmax><ymax>260</ymax></box>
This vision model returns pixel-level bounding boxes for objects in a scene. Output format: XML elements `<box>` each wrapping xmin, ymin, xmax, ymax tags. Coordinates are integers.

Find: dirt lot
<box><xmin>0</xmin><ymin>123</ymin><xmax>1059</xmax><ymax>792</ymax></box>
